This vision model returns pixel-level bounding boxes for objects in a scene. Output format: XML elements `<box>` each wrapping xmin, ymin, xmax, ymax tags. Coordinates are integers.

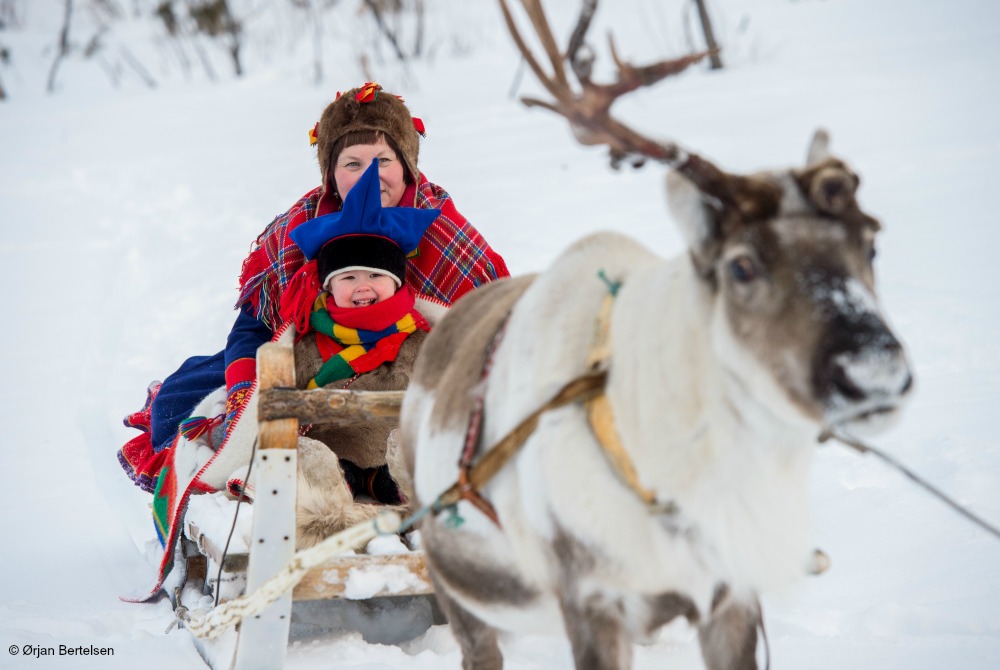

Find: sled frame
<box><xmin>202</xmin><ymin>339</ymin><xmax>431</xmax><ymax>670</ymax></box>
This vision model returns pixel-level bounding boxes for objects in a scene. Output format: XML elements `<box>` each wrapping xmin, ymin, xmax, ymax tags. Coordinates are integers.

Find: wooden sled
<box><xmin>177</xmin><ymin>340</ymin><xmax>436</xmax><ymax>669</ymax></box>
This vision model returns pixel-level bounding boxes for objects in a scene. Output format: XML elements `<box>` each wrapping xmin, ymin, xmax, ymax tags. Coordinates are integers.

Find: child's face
<box><xmin>334</xmin><ymin>137</ymin><xmax>406</xmax><ymax>208</ymax></box>
<box><xmin>328</xmin><ymin>271</ymin><xmax>397</xmax><ymax>308</ymax></box>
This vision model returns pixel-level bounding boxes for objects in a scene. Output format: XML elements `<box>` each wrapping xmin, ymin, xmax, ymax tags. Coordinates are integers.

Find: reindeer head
<box><xmin>499</xmin><ymin>0</ymin><xmax>912</xmax><ymax>433</ymax></box>
<box><xmin>667</xmin><ymin>130</ymin><xmax>913</xmax><ymax>434</ymax></box>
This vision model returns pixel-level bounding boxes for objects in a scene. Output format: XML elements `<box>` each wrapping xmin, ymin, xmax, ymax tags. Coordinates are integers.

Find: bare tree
<box><xmin>47</xmin><ymin>0</ymin><xmax>74</xmax><ymax>93</ymax></box>
<box><xmin>0</xmin><ymin>0</ymin><xmax>20</xmax><ymax>27</ymax></box>
<box><xmin>187</xmin><ymin>0</ymin><xmax>244</xmax><ymax>76</ymax></box>
<box><xmin>361</xmin><ymin>0</ymin><xmax>426</xmax><ymax>63</ymax></box>
<box><xmin>0</xmin><ymin>52</ymin><xmax>7</xmax><ymax>100</ymax></box>
<box><xmin>692</xmin><ymin>0</ymin><xmax>722</xmax><ymax>70</ymax></box>
<box><xmin>0</xmin><ymin>3</ymin><xmax>12</xmax><ymax>100</ymax></box>
<box><xmin>25</xmin><ymin>0</ymin><xmax>474</xmax><ymax>95</ymax></box>
<box><xmin>152</xmin><ymin>0</ymin><xmax>250</xmax><ymax>79</ymax></box>
<box><xmin>364</xmin><ymin>0</ymin><xmax>406</xmax><ymax>61</ymax></box>
<box><xmin>289</xmin><ymin>0</ymin><xmax>343</xmax><ymax>83</ymax></box>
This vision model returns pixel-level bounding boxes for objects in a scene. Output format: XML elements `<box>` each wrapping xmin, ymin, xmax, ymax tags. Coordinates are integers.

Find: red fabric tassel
<box><xmin>279</xmin><ymin>259</ymin><xmax>322</xmax><ymax>335</ymax></box>
<box><xmin>356</xmin><ymin>82</ymin><xmax>381</xmax><ymax>103</ymax></box>
<box><xmin>237</xmin><ymin>244</ymin><xmax>270</xmax><ymax>318</ymax></box>
<box><xmin>412</xmin><ymin>117</ymin><xmax>426</xmax><ymax>137</ymax></box>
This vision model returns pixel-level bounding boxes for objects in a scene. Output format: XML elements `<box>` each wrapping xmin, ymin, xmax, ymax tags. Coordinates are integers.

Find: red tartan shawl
<box><xmin>237</xmin><ymin>175</ymin><xmax>510</xmax><ymax>331</ymax></box>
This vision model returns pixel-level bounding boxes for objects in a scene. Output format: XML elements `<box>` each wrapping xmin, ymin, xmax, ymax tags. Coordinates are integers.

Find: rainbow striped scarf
<box><xmin>307</xmin><ymin>287</ymin><xmax>428</xmax><ymax>388</ymax></box>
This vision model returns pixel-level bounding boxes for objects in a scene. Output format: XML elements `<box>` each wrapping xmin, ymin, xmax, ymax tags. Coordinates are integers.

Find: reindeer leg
<box><xmin>697</xmin><ymin>597</ymin><xmax>760</xmax><ymax>670</ymax></box>
<box><xmin>559</xmin><ymin>591</ymin><xmax>632</xmax><ymax>670</ymax></box>
<box><xmin>428</xmin><ymin>573</ymin><xmax>503</xmax><ymax>670</ymax></box>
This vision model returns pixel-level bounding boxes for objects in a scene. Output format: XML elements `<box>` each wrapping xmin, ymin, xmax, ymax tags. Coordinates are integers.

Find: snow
<box><xmin>186</xmin><ymin>493</ymin><xmax>253</xmax><ymax>556</ymax></box>
<box><xmin>2</xmin><ymin>0</ymin><xmax>999</xmax><ymax>668</ymax></box>
<box><xmin>341</xmin><ymin>565</ymin><xmax>429</xmax><ymax>601</ymax></box>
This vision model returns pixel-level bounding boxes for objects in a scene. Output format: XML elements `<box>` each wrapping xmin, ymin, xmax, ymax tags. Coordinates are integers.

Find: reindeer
<box><xmin>400</xmin><ymin>2</ymin><xmax>914</xmax><ymax>668</ymax></box>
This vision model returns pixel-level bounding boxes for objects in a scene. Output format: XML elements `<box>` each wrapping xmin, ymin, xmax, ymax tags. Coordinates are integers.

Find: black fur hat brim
<box><xmin>317</xmin><ymin>235</ymin><xmax>406</xmax><ymax>289</ymax></box>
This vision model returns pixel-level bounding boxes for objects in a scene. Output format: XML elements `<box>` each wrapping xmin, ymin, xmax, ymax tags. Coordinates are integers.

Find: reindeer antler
<box><xmin>498</xmin><ymin>0</ymin><xmax>767</xmax><ymax>215</ymax></box>
<box><xmin>499</xmin><ymin>0</ymin><xmax>706</xmax><ymax>167</ymax></box>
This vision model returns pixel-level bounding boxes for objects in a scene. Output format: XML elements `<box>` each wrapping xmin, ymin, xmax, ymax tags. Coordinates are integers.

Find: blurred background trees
<box><xmin>1</xmin><ymin>0</ymin><xmax>733</xmax><ymax>100</ymax></box>
<box><xmin>3</xmin><ymin>0</ymin><xmax>449</xmax><ymax>96</ymax></box>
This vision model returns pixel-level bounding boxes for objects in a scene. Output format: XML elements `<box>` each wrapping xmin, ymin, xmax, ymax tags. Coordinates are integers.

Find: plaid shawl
<box><xmin>237</xmin><ymin>176</ymin><xmax>510</xmax><ymax>331</ymax></box>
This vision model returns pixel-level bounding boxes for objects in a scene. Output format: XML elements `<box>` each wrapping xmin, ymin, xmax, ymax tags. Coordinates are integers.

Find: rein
<box><xmin>821</xmin><ymin>429</ymin><xmax>1000</xmax><ymax>541</ymax></box>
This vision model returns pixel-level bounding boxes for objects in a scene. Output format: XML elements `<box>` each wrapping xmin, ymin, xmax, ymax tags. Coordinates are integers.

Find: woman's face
<box><xmin>327</xmin><ymin>270</ymin><xmax>397</xmax><ymax>308</ymax></box>
<box><xmin>333</xmin><ymin>137</ymin><xmax>406</xmax><ymax>207</ymax></box>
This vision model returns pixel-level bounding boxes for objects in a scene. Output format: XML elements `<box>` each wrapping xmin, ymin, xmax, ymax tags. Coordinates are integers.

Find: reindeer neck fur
<box><xmin>607</xmin><ymin>256</ymin><xmax>818</xmax><ymax>592</ymax></box>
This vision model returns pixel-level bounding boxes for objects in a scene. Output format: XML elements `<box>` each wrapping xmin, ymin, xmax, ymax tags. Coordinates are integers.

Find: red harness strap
<box><xmin>457</xmin><ymin>319</ymin><xmax>510</xmax><ymax>526</ymax></box>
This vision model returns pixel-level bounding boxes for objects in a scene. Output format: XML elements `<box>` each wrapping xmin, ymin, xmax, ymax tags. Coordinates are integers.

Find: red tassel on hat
<box><xmin>308</xmin><ymin>122</ymin><xmax>319</xmax><ymax>146</ymax></box>
<box><xmin>412</xmin><ymin>117</ymin><xmax>426</xmax><ymax>137</ymax></box>
<box><xmin>356</xmin><ymin>82</ymin><xmax>381</xmax><ymax>103</ymax></box>
<box><xmin>279</xmin><ymin>259</ymin><xmax>322</xmax><ymax>335</ymax></box>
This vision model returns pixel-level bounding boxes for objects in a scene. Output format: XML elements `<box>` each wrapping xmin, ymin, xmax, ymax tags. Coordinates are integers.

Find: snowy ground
<box><xmin>1</xmin><ymin>0</ymin><xmax>998</xmax><ymax>668</ymax></box>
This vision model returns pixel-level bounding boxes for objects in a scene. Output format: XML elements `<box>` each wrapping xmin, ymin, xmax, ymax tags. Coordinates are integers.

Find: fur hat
<box><xmin>316</xmin><ymin>83</ymin><xmax>422</xmax><ymax>192</ymax></box>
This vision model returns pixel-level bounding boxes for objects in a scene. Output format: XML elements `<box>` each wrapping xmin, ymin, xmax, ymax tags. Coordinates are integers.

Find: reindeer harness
<box><xmin>438</xmin><ymin>275</ymin><xmax>678</xmax><ymax>528</ymax></box>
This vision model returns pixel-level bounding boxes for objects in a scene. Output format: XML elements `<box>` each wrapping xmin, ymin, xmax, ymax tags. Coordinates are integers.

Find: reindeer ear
<box><xmin>666</xmin><ymin>170</ymin><xmax>724</xmax><ymax>278</ymax></box>
<box><xmin>806</xmin><ymin>128</ymin><xmax>832</xmax><ymax>166</ymax></box>
<box><xmin>808</xmin><ymin>166</ymin><xmax>859</xmax><ymax>215</ymax></box>
<box><xmin>798</xmin><ymin>129</ymin><xmax>862</xmax><ymax>216</ymax></box>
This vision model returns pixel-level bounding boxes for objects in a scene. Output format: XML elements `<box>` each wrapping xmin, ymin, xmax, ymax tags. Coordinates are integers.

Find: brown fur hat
<box><xmin>316</xmin><ymin>84</ymin><xmax>421</xmax><ymax>191</ymax></box>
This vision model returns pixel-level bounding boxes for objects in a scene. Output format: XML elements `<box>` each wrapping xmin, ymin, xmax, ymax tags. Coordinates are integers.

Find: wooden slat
<box><xmin>258</xmin><ymin>388</ymin><xmax>404</xmax><ymax>425</ymax></box>
<box><xmin>235</xmin><ymin>340</ymin><xmax>299</xmax><ymax>669</ymax></box>
<box><xmin>186</xmin><ymin>519</ymin><xmax>250</xmax><ymax>573</ymax></box>
<box><xmin>292</xmin><ymin>553</ymin><xmax>432</xmax><ymax>601</ymax></box>
<box><xmin>257</xmin><ymin>342</ymin><xmax>299</xmax><ymax>450</ymax></box>
<box><xmin>188</xmin><ymin>517</ymin><xmax>432</xmax><ymax>602</ymax></box>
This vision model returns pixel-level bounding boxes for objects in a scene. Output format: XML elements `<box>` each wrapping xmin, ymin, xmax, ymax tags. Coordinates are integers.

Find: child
<box><xmin>284</xmin><ymin>157</ymin><xmax>438</xmax><ymax>548</ymax></box>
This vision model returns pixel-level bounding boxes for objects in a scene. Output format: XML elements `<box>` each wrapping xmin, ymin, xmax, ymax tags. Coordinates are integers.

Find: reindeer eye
<box><xmin>868</xmin><ymin>245</ymin><xmax>877</xmax><ymax>262</ymax></box>
<box><xmin>728</xmin><ymin>256</ymin><xmax>759</xmax><ymax>283</ymax></box>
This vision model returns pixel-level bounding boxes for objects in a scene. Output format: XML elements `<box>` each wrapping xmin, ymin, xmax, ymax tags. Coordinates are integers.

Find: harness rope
<box><xmin>173</xmin><ymin>511</ymin><xmax>403</xmax><ymax>640</ymax></box>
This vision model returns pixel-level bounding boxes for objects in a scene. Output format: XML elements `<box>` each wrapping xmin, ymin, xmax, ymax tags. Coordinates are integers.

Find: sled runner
<box><xmin>175</xmin><ymin>338</ymin><xmax>435</xmax><ymax>670</ymax></box>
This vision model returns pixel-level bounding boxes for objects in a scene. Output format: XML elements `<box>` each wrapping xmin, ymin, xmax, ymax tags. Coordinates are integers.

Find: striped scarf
<box><xmin>307</xmin><ymin>286</ymin><xmax>429</xmax><ymax>388</ymax></box>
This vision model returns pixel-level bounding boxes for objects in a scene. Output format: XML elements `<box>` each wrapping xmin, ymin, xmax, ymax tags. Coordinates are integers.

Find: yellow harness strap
<box><xmin>584</xmin><ymin>290</ymin><xmax>662</xmax><ymax>508</ymax></box>
<box><xmin>585</xmin><ymin>393</ymin><xmax>658</xmax><ymax>507</ymax></box>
